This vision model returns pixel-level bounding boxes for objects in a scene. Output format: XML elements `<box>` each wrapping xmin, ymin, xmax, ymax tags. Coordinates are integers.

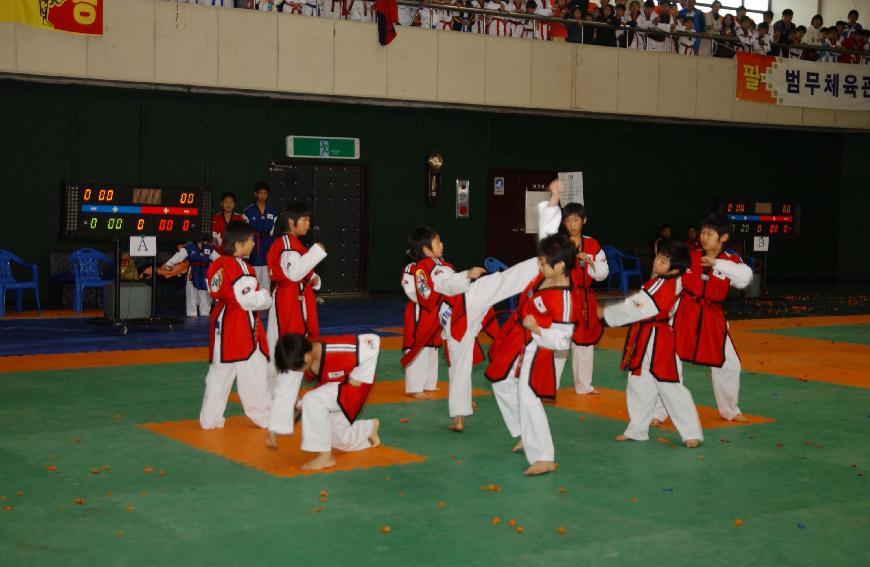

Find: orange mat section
<box><xmin>553</xmin><ymin>388</ymin><xmax>774</xmax><ymax>431</ymax></box>
<box><xmin>140</xmin><ymin>416</ymin><xmax>426</xmax><ymax>478</ymax></box>
<box><xmin>227</xmin><ymin>380</ymin><xmax>491</xmax><ymax>406</ymax></box>
<box><xmin>598</xmin><ymin>315</ymin><xmax>870</xmax><ymax>389</ymax></box>
<box><xmin>0</xmin><ymin>347</ymin><xmax>208</xmax><ymax>373</ymax></box>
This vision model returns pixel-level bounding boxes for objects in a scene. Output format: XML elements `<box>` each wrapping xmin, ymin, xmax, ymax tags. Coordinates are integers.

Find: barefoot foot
<box><xmin>266</xmin><ymin>430</ymin><xmax>278</xmax><ymax>449</ymax></box>
<box><xmin>731</xmin><ymin>414</ymin><xmax>750</xmax><ymax>423</ymax></box>
<box><xmin>369</xmin><ymin>418</ymin><xmax>381</xmax><ymax>448</ymax></box>
<box><xmin>650</xmin><ymin>419</ymin><xmax>662</xmax><ymax>428</ymax></box>
<box><xmin>471</xmin><ymin>400</ymin><xmax>479</xmax><ymax>410</ymax></box>
<box><xmin>301</xmin><ymin>452</ymin><xmax>337</xmax><ymax>471</ymax></box>
<box><xmin>577</xmin><ymin>388</ymin><xmax>601</xmax><ymax>395</ymax></box>
<box><xmin>684</xmin><ymin>439</ymin><xmax>701</xmax><ymax>448</ymax></box>
<box><xmin>409</xmin><ymin>392</ymin><xmax>430</xmax><ymax>400</ymax></box>
<box><xmin>512</xmin><ymin>439</ymin><xmax>524</xmax><ymax>453</ymax></box>
<box><xmin>448</xmin><ymin>416</ymin><xmax>464</xmax><ymax>432</ymax></box>
<box><xmin>615</xmin><ymin>434</ymin><xmax>631</xmax><ymax>442</ymax></box>
<box><xmin>524</xmin><ymin>461</ymin><xmax>557</xmax><ymax>476</ymax></box>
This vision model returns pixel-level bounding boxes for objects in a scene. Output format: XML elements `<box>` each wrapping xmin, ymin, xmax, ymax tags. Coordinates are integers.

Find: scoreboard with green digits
<box><xmin>62</xmin><ymin>182</ymin><xmax>212</xmax><ymax>239</ymax></box>
<box><xmin>725</xmin><ymin>201</ymin><xmax>801</xmax><ymax>237</ymax></box>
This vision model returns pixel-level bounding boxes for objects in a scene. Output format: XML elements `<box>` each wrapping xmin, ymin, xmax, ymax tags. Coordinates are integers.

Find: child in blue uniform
<box><xmin>161</xmin><ymin>239</ymin><xmax>219</xmax><ymax>317</ymax></box>
<box><xmin>242</xmin><ymin>181</ymin><xmax>278</xmax><ymax>292</ymax></box>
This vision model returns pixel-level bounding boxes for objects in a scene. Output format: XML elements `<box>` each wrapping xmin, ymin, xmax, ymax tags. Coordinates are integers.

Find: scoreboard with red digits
<box><xmin>62</xmin><ymin>182</ymin><xmax>211</xmax><ymax>239</ymax></box>
<box><xmin>725</xmin><ymin>201</ymin><xmax>801</xmax><ymax>237</ymax></box>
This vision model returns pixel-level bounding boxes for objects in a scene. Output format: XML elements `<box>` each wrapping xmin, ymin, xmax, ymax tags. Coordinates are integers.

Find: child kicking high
<box><xmin>599</xmin><ymin>240</ymin><xmax>703</xmax><ymax>448</ymax></box>
<box><xmin>265</xmin><ymin>200</ymin><xmax>327</xmax><ymax>448</ymax></box>
<box><xmin>276</xmin><ymin>333</ymin><xmax>382</xmax><ymax>471</ymax></box>
<box><xmin>538</xmin><ymin>179</ymin><xmax>609</xmax><ymax>394</ymax></box>
<box><xmin>200</xmin><ymin>221</ymin><xmax>273</xmax><ymax>430</ymax></box>
<box><xmin>487</xmin><ymin>234</ymin><xmax>577</xmax><ymax>476</ymax></box>
<box><xmin>400</xmin><ymin>226</ymin><xmax>539</xmax><ymax>432</ymax></box>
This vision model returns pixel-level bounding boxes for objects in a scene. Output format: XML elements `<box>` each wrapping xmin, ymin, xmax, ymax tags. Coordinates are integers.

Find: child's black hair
<box><xmin>253</xmin><ymin>180</ymin><xmax>270</xmax><ymax>194</ymax></box>
<box><xmin>219</xmin><ymin>191</ymin><xmax>237</xmax><ymax>202</ymax></box>
<box><xmin>796</xmin><ymin>25</ymin><xmax>806</xmax><ymax>32</ymax></box>
<box><xmin>279</xmin><ymin>200</ymin><xmax>312</xmax><ymax>232</ymax></box>
<box><xmin>274</xmin><ymin>333</ymin><xmax>313</xmax><ymax>373</ymax></box>
<box><xmin>538</xmin><ymin>234</ymin><xmax>577</xmax><ymax>272</ymax></box>
<box><xmin>222</xmin><ymin>221</ymin><xmax>255</xmax><ymax>256</ymax></box>
<box><xmin>407</xmin><ymin>225</ymin><xmax>439</xmax><ymax>262</ymax></box>
<box><xmin>657</xmin><ymin>240</ymin><xmax>691</xmax><ymax>276</ymax></box>
<box><xmin>700</xmin><ymin>212</ymin><xmax>733</xmax><ymax>239</ymax></box>
<box><xmin>562</xmin><ymin>202</ymin><xmax>587</xmax><ymax>220</ymax></box>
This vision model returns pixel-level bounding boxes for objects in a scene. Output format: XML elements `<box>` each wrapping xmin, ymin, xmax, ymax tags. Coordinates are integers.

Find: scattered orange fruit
<box><xmin>124</xmin><ymin>505</ymin><xmax>134</xmax><ymax>512</ymax></box>
<box><xmin>139</xmin><ymin>491</ymin><xmax>148</xmax><ymax>497</ymax></box>
<box><xmin>559</xmin><ymin>487</ymin><xmax>567</xmax><ymax>494</ymax></box>
<box><xmin>319</xmin><ymin>497</ymin><xmax>327</xmax><ymax>503</ymax></box>
<box><xmin>116</xmin><ymin>531</ymin><xmax>124</xmax><ymax>537</ymax></box>
<box><xmin>105</xmin><ymin>491</ymin><xmax>113</xmax><ymax>497</ymax></box>
<box><xmin>399</xmin><ymin>418</ymin><xmax>409</xmax><ymax>423</ymax></box>
<box><xmin>578</xmin><ymin>416</ymin><xmax>586</xmax><ymax>421</ymax></box>
<box><xmin>3</xmin><ymin>506</ymin><xmax>12</xmax><ymax>512</ymax></box>
<box><xmin>73</xmin><ymin>436</ymin><xmax>81</xmax><ymax>443</ymax></box>
<box><xmin>159</xmin><ymin>470</ymin><xmax>166</xmax><ymax>477</ymax></box>
<box><xmin>480</xmin><ymin>484</ymin><xmax>501</xmax><ymax>492</ymax></box>
<box><xmin>143</xmin><ymin>467</ymin><xmax>154</xmax><ymax>474</ymax></box>
<box><xmin>379</xmin><ymin>525</ymin><xmax>391</xmax><ymax>534</ymax></box>
<box><xmin>16</xmin><ymin>491</ymin><xmax>24</xmax><ymax>497</ymax></box>
<box><xmin>45</xmin><ymin>465</ymin><xmax>57</xmax><ymax>472</ymax></box>
<box><xmin>0</xmin><ymin>496</ymin><xmax>4</xmax><ymax>501</ymax></box>
<box><xmin>91</xmin><ymin>468</ymin><xmax>100</xmax><ymax>475</ymax></box>
<box><xmin>629</xmin><ymin>497</ymin><xmax>638</xmax><ymax>503</ymax></box>
<box><xmin>101</xmin><ymin>465</ymin><xmax>110</xmax><ymax>471</ymax></box>
<box><xmin>508</xmin><ymin>519</ymin><xmax>517</xmax><ymax>527</ymax></box>
<box><xmin>557</xmin><ymin>527</ymin><xmax>566</xmax><ymax>535</ymax></box>
<box><xmin>320</xmin><ymin>490</ymin><xmax>328</xmax><ymax>497</ymax></box>
<box><xmin>492</xmin><ymin>516</ymin><xmax>501</xmax><ymax>526</ymax></box>
<box><xmin>516</xmin><ymin>527</ymin><xmax>524</xmax><ymax>534</ymax></box>
<box><xmin>734</xmin><ymin>519</ymin><xmax>743</xmax><ymax>526</ymax></box>
<box><xmin>74</xmin><ymin>498</ymin><xmax>85</xmax><ymax>506</ymax></box>
<box><xmin>437</xmin><ymin>501</ymin><xmax>445</xmax><ymax>509</ymax></box>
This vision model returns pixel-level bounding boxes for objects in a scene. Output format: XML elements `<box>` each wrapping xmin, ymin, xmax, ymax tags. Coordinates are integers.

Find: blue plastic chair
<box><xmin>602</xmin><ymin>245</ymin><xmax>643</xmax><ymax>294</ymax></box>
<box><xmin>0</xmin><ymin>250</ymin><xmax>42</xmax><ymax>317</ymax></box>
<box><xmin>484</xmin><ymin>256</ymin><xmax>518</xmax><ymax>311</ymax></box>
<box><xmin>69</xmin><ymin>248</ymin><xmax>114</xmax><ymax>312</ymax></box>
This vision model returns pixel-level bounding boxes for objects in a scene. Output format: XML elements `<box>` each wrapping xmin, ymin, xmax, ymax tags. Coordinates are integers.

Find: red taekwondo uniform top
<box><xmin>207</xmin><ymin>256</ymin><xmax>269</xmax><ymax>364</ymax></box>
<box><xmin>673</xmin><ymin>249</ymin><xmax>751</xmax><ymax>367</ymax></box>
<box><xmin>618</xmin><ymin>276</ymin><xmax>682</xmax><ymax>382</ymax></box>
<box><xmin>486</xmin><ymin>274</ymin><xmax>574</xmax><ymax>399</ymax></box>
<box><xmin>267</xmin><ymin>234</ymin><xmax>325</xmax><ymax>337</ymax></box>
<box><xmin>305</xmin><ymin>335</ymin><xmax>377</xmax><ymax>423</ymax></box>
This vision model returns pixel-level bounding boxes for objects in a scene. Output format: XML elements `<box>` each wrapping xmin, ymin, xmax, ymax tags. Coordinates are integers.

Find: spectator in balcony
<box><xmin>714</xmin><ymin>12</ymin><xmax>736</xmax><ymax>58</ymax></box>
<box><xmin>590</xmin><ymin>3</ymin><xmax>618</xmax><ymax>46</ymax></box>
<box><xmin>788</xmin><ymin>29</ymin><xmax>803</xmax><ymax>59</ymax></box>
<box><xmin>568</xmin><ymin>0</ymin><xmax>589</xmax><ymax>18</ymax></box>
<box><xmin>753</xmin><ymin>22</ymin><xmax>772</xmax><ymax>55</ymax></box>
<box><xmin>761</xmin><ymin>10</ymin><xmax>773</xmax><ymax>30</ymax></box>
<box><xmin>736</xmin><ymin>16</ymin><xmax>753</xmax><ymax>52</ymax></box>
<box><xmin>549</xmin><ymin>0</ymin><xmax>570</xmax><ymax>41</ymax></box>
<box><xmin>677</xmin><ymin>14</ymin><xmax>695</xmax><ymax>54</ymax></box>
<box><xmin>818</xmin><ymin>27</ymin><xmax>838</xmax><ymax>62</ymax></box>
<box><xmin>485</xmin><ymin>0</ymin><xmax>508</xmax><ymax>35</ymax></box>
<box><xmin>772</xmin><ymin>9</ymin><xmax>795</xmax><ymax>55</ymax></box>
<box><xmin>735</xmin><ymin>5</ymin><xmax>746</xmax><ymax>24</ymax></box>
<box><xmin>614</xmin><ymin>3</ymin><xmax>627</xmax><ymax>46</ymax></box>
<box><xmin>186</xmin><ymin>0</ymin><xmax>234</xmax><ymax>6</ymax></box>
<box><xmin>635</xmin><ymin>0</ymin><xmax>662</xmax><ymax>51</ymax></box>
<box><xmin>677</xmin><ymin>0</ymin><xmax>706</xmax><ymax>54</ymax></box>
<box><xmin>843</xmin><ymin>10</ymin><xmax>861</xmax><ymax>40</ymax></box>
<box><xmin>452</xmin><ymin>0</ymin><xmax>476</xmax><ymax>31</ymax></box>
<box><xmin>839</xmin><ymin>29</ymin><xmax>868</xmax><ymax>64</ymax></box>
<box><xmin>438</xmin><ymin>0</ymin><xmax>455</xmax><ymax>31</ymax></box>
<box><xmin>701</xmin><ymin>0</ymin><xmax>723</xmax><ymax>56</ymax></box>
<box><xmin>278</xmin><ymin>0</ymin><xmax>304</xmax><ymax>14</ymax></box>
<box><xmin>507</xmin><ymin>0</ymin><xmax>525</xmax><ymax>36</ymax></box>
<box><xmin>625</xmin><ymin>0</ymin><xmax>641</xmax><ymax>48</ymax></box>
<box><xmin>806</xmin><ymin>14</ymin><xmax>823</xmax><ymax>45</ymax></box>
<box><xmin>518</xmin><ymin>0</ymin><xmax>540</xmax><ymax>38</ymax></box>
<box><xmin>566</xmin><ymin>5</ymin><xmax>584</xmax><ymax>42</ymax></box>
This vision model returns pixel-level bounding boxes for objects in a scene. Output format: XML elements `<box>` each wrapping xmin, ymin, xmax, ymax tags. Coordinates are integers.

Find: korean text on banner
<box><xmin>0</xmin><ymin>0</ymin><xmax>103</xmax><ymax>36</ymax></box>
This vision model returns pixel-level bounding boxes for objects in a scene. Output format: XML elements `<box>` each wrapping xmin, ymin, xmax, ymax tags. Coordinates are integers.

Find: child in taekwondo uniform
<box><xmin>600</xmin><ymin>240</ymin><xmax>703</xmax><ymax>447</ymax></box>
<box><xmin>537</xmin><ymin>179</ymin><xmax>609</xmax><ymax>395</ymax></box>
<box><xmin>275</xmin><ymin>333</ymin><xmax>382</xmax><ymax>471</ymax></box>
<box><xmin>487</xmin><ymin>234</ymin><xmax>577</xmax><ymax>476</ymax></box>
<box><xmin>400</xmin><ymin>226</ymin><xmax>539</xmax><ymax>432</ymax></box>
<box><xmin>200</xmin><ymin>221</ymin><xmax>273</xmax><ymax>430</ymax></box>
<box><xmin>265</xmin><ymin>200</ymin><xmax>327</xmax><ymax>448</ymax></box>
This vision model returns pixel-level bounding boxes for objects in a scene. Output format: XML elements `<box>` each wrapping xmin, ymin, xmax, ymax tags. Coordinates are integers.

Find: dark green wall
<box><xmin>0</xmin><ymin>78</ymin><xmax>867</xmax><ymax>304</ymax></box>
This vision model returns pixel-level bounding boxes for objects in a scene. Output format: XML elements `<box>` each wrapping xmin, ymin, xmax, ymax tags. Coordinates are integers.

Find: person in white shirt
<box><xmin>752</xmin><ymin>21</ymin><xmax>772</xmax><ymax>54</ymax></box>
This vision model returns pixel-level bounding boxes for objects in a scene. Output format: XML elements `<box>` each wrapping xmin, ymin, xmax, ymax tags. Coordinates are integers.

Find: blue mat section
<box><xmin>0</xmin><ymin>300</ymin><xmax>405</xmax><ymax>357</ymax></box>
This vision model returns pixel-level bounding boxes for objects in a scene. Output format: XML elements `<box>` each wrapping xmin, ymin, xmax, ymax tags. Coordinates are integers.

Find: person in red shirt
<box><xmin>838</xmin><ymin>29</ymin><xmax>868</xmax><ymax>63</ymax></box>
<box><xmin>211</xmin><ymin>192</ymin><xmax>245</xmax><ymax>254</ymax></box>
<box><xmin>200</xmin><ymin>221</ymin><xmax>272</xmax><ymax>430</ymax></box>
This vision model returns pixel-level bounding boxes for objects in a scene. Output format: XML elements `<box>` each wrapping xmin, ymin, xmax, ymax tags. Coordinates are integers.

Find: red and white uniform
<box><xmin>265</xmin><ymin>234</ymin><xmax>326</xmax><ymax>435</ymax></box>
<box><xmin>488</xmin><ymin>276</ymin><xmax>573</xmax><ymax>465</ymax></box>
<box><xmin>604</xmin><ymin>276</ymin><xmax>703</xmax><ymax>443</ymax></box>
<box><xmin>424</xmin><ymin>256</ymin><xmax>539</xmax><ymax>419</ymax></box>
<box><xmin>401</xmin><ymin>261</ymin><xmax>441</xmax><ymax>395</ymax></box>
<box><xmin>538</xmin><ymin>203</ymin><xmax>609</xmax><ymax>394</ymax></box>
<box><xmin>200</xmin><ymin>256</ymin><xmax>272</xmax><ymax>430</ymax></box>
<box><xmin>300</xmin><ymin>334</ymin><xmax>380</xmax><ymax>454</ymax></box>
<box><xmin>672</xmin><ymin>249</ymin><xmax>752</xmax><ymax>420</ymax></box>
<box><xmin>210</xmin><ymin>212</ymin><xmax>246</xmax><ymax>254</ymax></box>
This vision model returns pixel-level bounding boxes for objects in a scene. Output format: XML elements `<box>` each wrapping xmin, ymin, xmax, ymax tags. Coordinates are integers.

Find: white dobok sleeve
<box><xmin>432</xmin><ymin>264</ymin><xmax>471</xmax><ymax>297</ymax></box>
<box><xmin>233</xmin><ymin>275</ymin><xmax>273</xmax><ymax>311</ymax></box>
<box><xmin>603</xmin><ymin>289</ymin><xmax>659</xmax><ymax>328</ymax></box>
<box><xmin>311</xmin><ymin>273</ymin><xmax>322</xmax><ymax>291</ymax></box>
<box><xmin>209</xmin><ymin>250</ymin><xmax>220</xmax><ymax>262</ymax></box>
<box><xmin>588</xmin><ymin>249</ymin><xmax>610</xmax><ymax>282</ymax></box>
<box><xmin>281</xmin><ymin>245</ymin><xmax>327</xmax><ymax>282</ymax></box>
<box><xmin>163</xmin><ymin>248</ymin><xmax>189</xmax><ymax>269</ymax></box>
<box><xmin>537</xmin><ymin>203</ymin><xmax>562</xmax><ymax>239</ymax></box>
<box><xmin>715</xmin><ymin>259</ymin><xmax>753</xmax><ymax>290</ymax></box>
<box><xmin>531</xmin><ymin>322</ymin><xmax>573</xmax><ymax>351</ymax></box>
<box><xmin>401</xmin><ymin>265</ymin><xmax>418</xmax><ymax>303</ymax></box>
<box><xmin>349</xmin><ymin>334</ymin><xmax>380</xmax><ymax>385</ymax></box>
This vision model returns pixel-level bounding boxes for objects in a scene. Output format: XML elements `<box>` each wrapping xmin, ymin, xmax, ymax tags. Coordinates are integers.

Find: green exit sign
<box><xmin>286</xmin><ymin>136</ymin><xmax>360</xmax><ymax>159</ymax></box>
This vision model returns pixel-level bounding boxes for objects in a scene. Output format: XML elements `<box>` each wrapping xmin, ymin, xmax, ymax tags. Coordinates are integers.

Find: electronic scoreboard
<box><xmin>62</xmin><ymin>182</ymin><xmax>212</xmax><ymax>239</ymax></box>
<box><xmin>725</xmin><ymin>201</ymin><xmax>800</xmax><ymax>237</ymax></box>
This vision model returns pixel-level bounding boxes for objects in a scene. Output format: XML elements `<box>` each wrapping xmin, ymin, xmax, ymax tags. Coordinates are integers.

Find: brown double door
<box><xmin>485</xmin><ymin>169</ymin><xmax>558</xmax><ymax>267</ymax></box>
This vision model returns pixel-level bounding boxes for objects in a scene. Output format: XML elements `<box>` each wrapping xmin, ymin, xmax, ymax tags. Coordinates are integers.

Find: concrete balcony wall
<box><xmin>0</xmin><ymin>0</ymin><xmax>867</xmax><ymax>130</ymax></box>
